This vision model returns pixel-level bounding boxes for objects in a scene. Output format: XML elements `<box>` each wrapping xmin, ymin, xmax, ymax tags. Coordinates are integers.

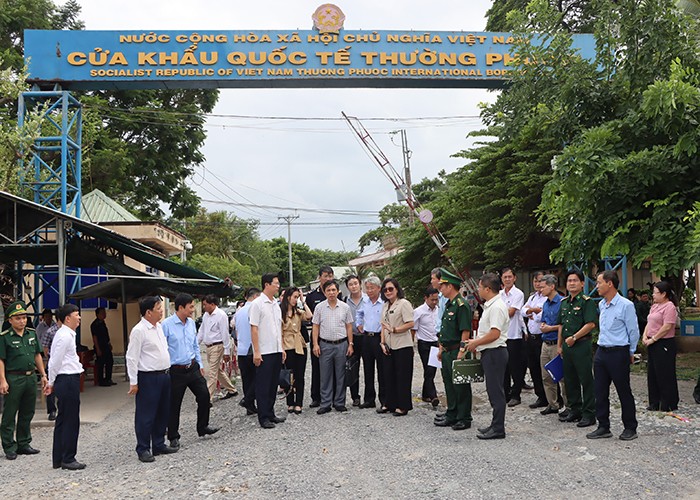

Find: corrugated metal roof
<box><xmin>78</xmin><ymin>189</ymin><xmax>140</xmax><ymax>223</ymax></box>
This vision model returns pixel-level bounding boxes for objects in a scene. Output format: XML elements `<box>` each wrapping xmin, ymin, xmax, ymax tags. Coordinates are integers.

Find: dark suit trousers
<box><xmin>348</xmin><ymin>335</ymin><xmax>363</xmax><ymax>400</ymax></box>
<box><xmin>594</xmin><ymin>347</ymin><xmax>637</xmax><ymax>431</ymax></box>
<box><xmin>135</xmin><ymin>372</ymin><xmax>170</xmax><ymax>454</ymax></box>
<box><xmin>483</xmin><ymin>347</ymin><xmax>508</xmax><ymax>434</ymax></box>
<box><xmin>238</xmin><ymin>354</ymin><xmax>256</xmax><ymax>410</ymax></box>
<box><xmin>417</xmin><ymin>340</ymin><xmax>438</xmax><ymax>400</ymax></box>
<box><xmin>52</xmin><ymin>374</ymin><xmax>81</xmax><ymax>466</ymax></box>
<box><xmin>96</xmin><ymin>347</ymin><xmax>114</xmax><ymax>384</ymax></box>
<box><xmin>310</xmin><ymin>349</ymin><xmax>321</xmax><ymax>403</ymax></box>
<box><xmin>284</xmin><ymin>349</ymin><xmax>307</xmax><ymax>407</ymax></box>
<box><xmin>360</xmin><ymin>334</ymin><xmax>385</xmax><ymax>405</ymax></box>
<box><xmin>526</xmin><ymin>335</ymin><xmax>546</xmax><ymax>401</ymax></box>
<box><xmin>504</xmin><ymin>338</ymin><xmax>526</xmax><ymax>400</ymax></box>
<box><xmin>168</xmin><ymin>361</ymin><xmax>210</xmax><ymax>440</ymax></box>
<box><xmin>255</xmin><ymin>352</ymin><xmax>282</xmax><ymax>425</ymax></box>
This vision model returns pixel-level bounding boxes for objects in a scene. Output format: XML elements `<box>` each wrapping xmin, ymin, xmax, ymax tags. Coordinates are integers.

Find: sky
<box><xmin>74</xmin><ymin>0</ymin><xmax>497</xmax><ymax>254</ymax></box>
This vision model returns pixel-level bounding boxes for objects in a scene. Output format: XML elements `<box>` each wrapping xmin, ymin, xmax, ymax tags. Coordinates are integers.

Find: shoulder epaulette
<box><xmin>456</xmin><ymin>297</ymin><xmax>464</xmax><ymax>306</ymax></box>
<box><xmin>0</xmin><ymin>329</ymin><xmax>7</xmax><ymax>336</ymax></box>
<box><xmin>582</xmin><ymin>295</ymin><xmax>590</xmax><ymax>300</ymax></box>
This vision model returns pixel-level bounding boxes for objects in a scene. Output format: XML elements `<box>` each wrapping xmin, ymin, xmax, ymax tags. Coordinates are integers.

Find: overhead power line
<box><xmin>200</xmin><ymin>199</ymin><xmax>380</xmax><ymax>216</ymax></box>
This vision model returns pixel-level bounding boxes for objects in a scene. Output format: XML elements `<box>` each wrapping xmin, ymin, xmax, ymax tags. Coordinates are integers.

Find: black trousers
<box><xmin>135</xmin><ymin>371</ymin><xmax>170</xmax><ymax>454</ymax></box>
<box><xmin>360</xmin><ymin>334</ymin><xmax>385</xmax><ymax>405</ymax></box>
<box><xmin>310</xmin><ymin>350</ymin><xmax>321</xmax><ymax>403</ymax></box>
<box><xmin>504</xmin><ymin>338</ymin><xmax>526</xmax><ymax>401</ymax></box>
<box><xmin>255</xmin><ymin>352</ymin><xmax>282</xmax><ymax>425</ymax></box>
<box><xmin>483</xmin><ymin>347</ymin><xmax>509</xmax><ymax>434</ymax></box>
<box><xmin>348</xmin><ymin>335</ymin><xmax>363</xmax><ymax>400</ymax></box>
<box><xmin>594</xmin><ymin>347</ymin><xmax>637</xmax><ymax>431</ymax></box>
<box><xmin>52</xmin><ymin>374</ymin><xmax>81</xmax><ymax>466</ymax></box>
<box><xmin>417</xmin><ymin>340</ymin><xmax>438</xmax><ymax>400</ymax></box>
<box><xmin>525</xmin><ymin>335</ymin><xmax>546</xmax><ymax>402</ymax></box>
<box><xmin>168</xmin><ymin>361</ymin><xmax>210</xmax><ymax>440</ymax></box>
<box><xmin>284</xmin><ymin>348</ymin><xmax>307</xmax><ymax>407</ymax></box>
<box><xmin>647</xmin><ymin>338</ymin><xmax>679</xmax><ymax>411</ymax></box>
<box><xmin>238</xmin><ymin>354</ymin><xmax>256</xmax><ymax>410</ymax></box>
<box><xmin>383</xmin><ymin>346</ymin><xmax>414</xmax><ymax>412</ymax></box>
<box><xmin>96</xmin><ymin>347</ymin><xmax>114</xmax><ymax>384</ymax></box>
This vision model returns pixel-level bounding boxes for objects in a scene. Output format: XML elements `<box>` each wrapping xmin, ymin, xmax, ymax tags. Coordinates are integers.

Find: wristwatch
<box><xmin>349</xmin><ymin>341</ymin><xmax>354</xmax><ymax>346</ymax></box>
<box><xmin>460</xmin><ymin>340</ymin><xmax>468</xmax><ymax>348</ymax></box>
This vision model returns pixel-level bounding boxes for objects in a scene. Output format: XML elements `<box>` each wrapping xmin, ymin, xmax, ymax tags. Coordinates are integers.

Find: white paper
<box><xmin>428</xmin><ymin>346</ymin><xmax>442</xmax><ymax>368</ymax></box>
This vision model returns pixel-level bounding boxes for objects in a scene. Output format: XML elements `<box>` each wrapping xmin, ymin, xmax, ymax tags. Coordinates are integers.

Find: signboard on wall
<box><xmin>24</xmin><ymin>29</ymin><xmax>596</xmax><ymax>90</ymax></box>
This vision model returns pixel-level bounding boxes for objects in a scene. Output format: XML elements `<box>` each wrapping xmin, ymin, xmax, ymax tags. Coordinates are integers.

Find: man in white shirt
<box><xmin>499</xmin><ymin>267</ymin><xmax>526</xmax><ymax>407</ymax></box>
<box><xmin>197</xmin><ymin>295</ymin><xmax>238</xmax><ymax>402</ymax></box>
<box><xmin>126</xmin><ymin>296</ymin><xmax>177</xmax><ymax>463</ymax></box>
<box><xmin>235</xmin><ymin>288</ymin><xmax>261</xmax><ymax>415</ymax></box>
<box><xmin>521</xmin><ymin>272</ymin><xmax>548</xmax><ymax>409</ymax></box>
<box><xmin>412</xmin><ymin>287</ymin><xmax>440</xmax><ymax>406</ymax></box>
<box><xmin>249</xmin><ymin>273</ymin><xmax>285</xmax><ymax>429</ymax></box>
<box><xmin>45</xmin><ymin>304</ymin><xmax>85</xmax><ymax>470</ymax></box>
<box><xmin>467</xmin><ymin>273</ymin><xmax>510</xmax><ymax>440</ymax></box>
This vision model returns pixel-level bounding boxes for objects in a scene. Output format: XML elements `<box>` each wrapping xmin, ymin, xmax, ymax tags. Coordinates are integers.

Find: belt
<box><xmin>56</xmin><ymin>373</ymin><xmax>81</xmax><ymax>378</ymax></box>
<box><xmin>320</xmin><ymin>337</ymin><xmax>347</xmax><ymax>345</ymax></box>
<box><xmin>138</xmin><ymin>369</ymin><xmax>169</xmax><ymax>375</ymax></box>
<box><xmin>171</xmin><ymin>359</ymin><xmax>196</xmax><ymax>370</ymax></box>
<box><xmin>205</xmin><ymin>341</ymin><xmax>223</xmax><ymax>347</ymax></box>
<box><xmin>441</xmin><ymin>344</ymin><xmax>460</xmax><ymax>352</ymax></box>
<box><xmin>598</xmin><ymin>345</ymin><xmax>629</xmax><ymax>352</ymax></box>
<box><xmin>543</xmin><ymin>339</ymin><xmax>558</xmax><ymax>346</ymax></box>
<box><xmin>364</xmin><ymin>331</ymin><xmax>380</xmax><ymax>337</ymax></box>
<box><xmin>6</xmin><ymin>370</ymin><xmax>34</xmax><ymax>376</ymax></box>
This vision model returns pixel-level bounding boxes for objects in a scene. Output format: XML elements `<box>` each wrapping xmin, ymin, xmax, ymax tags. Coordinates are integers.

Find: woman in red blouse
<box><xmin>642</xmin><ymin>281</ymin><xmax>679</xmax><ymax>411</ymax></box>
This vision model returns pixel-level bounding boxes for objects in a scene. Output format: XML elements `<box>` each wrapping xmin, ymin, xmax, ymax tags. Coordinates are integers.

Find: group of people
<box><xmin>0</xmin><ymin>263</ymin><xmax>696</xmax><ymax>467</ymax></box>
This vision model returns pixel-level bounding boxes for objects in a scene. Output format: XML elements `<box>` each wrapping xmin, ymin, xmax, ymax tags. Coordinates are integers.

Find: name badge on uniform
<box><xmin>448</xmin><ymin>311</ymin><xmax>454</xmax><ymax>316</ymax></box>
<box><xmin>574</xmin><ymin>307</ymin><xmax>581</xmax><ymax>311</ymax></box>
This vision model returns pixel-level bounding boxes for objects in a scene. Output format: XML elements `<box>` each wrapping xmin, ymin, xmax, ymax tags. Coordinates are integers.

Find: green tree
<box><xmin>486</xmin><ymin>0</ymin><xmax>596</xmax><ymax>32</ymax></box>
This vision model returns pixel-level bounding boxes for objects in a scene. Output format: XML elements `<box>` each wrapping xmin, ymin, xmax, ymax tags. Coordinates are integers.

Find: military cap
<box><xmin>6</xmin><ymin>300</ymin><xmax>28</xmax><ymax>318</ymax></box>
<box><xmin>438</xmin><ymin>268</ymin><xmax>462</xmax><ymax>287</ymax></box>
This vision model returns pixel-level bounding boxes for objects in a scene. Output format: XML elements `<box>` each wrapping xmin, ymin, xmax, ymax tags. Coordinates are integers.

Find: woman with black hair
<box><xmin>642</xmin><ymin>281</ymin><xmax>679</xmax><ymax>411</ymax></box>
<box><xmin>378</xmin><ymin>278</ymin><xmax>414</xmax><ymax>416</ymax></box>
<box><xmin>280</xmin><ymin>287</ymin><xmax>312</xmax><ymax>414</ymax></box>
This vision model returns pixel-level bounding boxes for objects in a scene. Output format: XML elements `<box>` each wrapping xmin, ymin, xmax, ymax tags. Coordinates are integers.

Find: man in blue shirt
<box><xmin>539</xmin><ymin>274</ymin><xmax>565</xmax><ymax>416</ymax></box>
<box><xmin>235</xmin><ymin>288</ymin><xmax>260</xmax><ymax>415</ymax></box>
<box><xmin>163</xmin><ymin>293</ymin><xmax>219</xmax><ymax>450</ymax></box>
<box><xmin>355</xmin><ymin>275</ymin><xmax>384</xmax><ymax>409</ymax></box>
<box><xmin>587</xmin><ymin>271</ymin><xmax>640</xmax><ymax>441</ymax></box>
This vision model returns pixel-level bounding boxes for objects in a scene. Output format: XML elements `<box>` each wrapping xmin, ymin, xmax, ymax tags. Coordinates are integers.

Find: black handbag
<box><xmin>278</xmin><ymin>368</ymin><xmax>293</xmax><ymax>391</ymax></box>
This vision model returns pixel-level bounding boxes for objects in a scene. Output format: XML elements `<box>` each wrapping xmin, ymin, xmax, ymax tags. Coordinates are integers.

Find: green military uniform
<box><xmin>0</xmin><ymin>301</ymin><xmax>43</xmax><ymax>455</ymax></box>
<box><xmin>557</xmin><ymin>293</ymin><xmax>597</xmax><ymax>419</ymax></box>
<box><xmin>439</xmin><ymin>270</ymin><xmax>473</xmax><ymax>426</ymax></box>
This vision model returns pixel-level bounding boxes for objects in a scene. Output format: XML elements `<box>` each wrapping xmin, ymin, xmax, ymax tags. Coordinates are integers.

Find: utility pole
<box><xmin>400</xmin><ymin>129</ymin><xmax>414</xmax><ymax>225</ymax></box>
<box><xmin>278</xmin><ymin>214</ymin><xmax>299</xmax><ymax>285</ymax></box>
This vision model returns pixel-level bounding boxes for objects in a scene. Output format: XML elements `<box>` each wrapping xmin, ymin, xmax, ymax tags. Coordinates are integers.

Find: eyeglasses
<box><xmin>384</xmin><ymin>286</ymin><xmax>396</xmax><ymax>292</ymax></box>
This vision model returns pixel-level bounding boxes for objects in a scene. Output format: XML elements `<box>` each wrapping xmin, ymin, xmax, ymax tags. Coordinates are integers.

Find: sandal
<box><xmin>287</xmin><ymin>406</ymin><xmax>294</xmax><ymax>413</ymax></box>
<box><xmin>376</xmin><ymin>406</ymin><xmax>390</xmax><ymax>414</ymax></box>
<box><xmin>294</xmin><ymin>406</ymin><xmax>302</xmax><ymax>414</ymax></box>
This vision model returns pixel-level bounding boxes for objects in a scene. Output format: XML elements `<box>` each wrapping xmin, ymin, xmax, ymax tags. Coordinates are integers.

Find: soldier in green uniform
<box><xmin>557</xmin><ymin>270</ymin><xmax>597</xmax><ymax>426</ymax></box>
<box><xmin>434</xmin><ymin>269</ymin><xmax>473</xmax><ymax>431</ymax></box>
<box><xmin>0</xmin><ymin>301</ymin><xmax>48</xmax><ymax>460</ymax></box>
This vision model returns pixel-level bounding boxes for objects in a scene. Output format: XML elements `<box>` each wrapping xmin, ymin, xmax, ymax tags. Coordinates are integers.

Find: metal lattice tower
<box><xmin>18</xmin><ymin>90</ymin><xmax>82</xmax><ymax>217</ymax></box>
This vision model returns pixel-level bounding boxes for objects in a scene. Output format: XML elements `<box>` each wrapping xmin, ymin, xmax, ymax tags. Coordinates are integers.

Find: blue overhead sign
<box><xmin>24</xmin><ymin>29</ymin><xmax>596</xmax><ymax>90</ymax></box>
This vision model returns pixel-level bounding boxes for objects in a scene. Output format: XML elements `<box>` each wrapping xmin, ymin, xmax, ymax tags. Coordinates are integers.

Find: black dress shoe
<box><xmin>529</xmin><ymin>399</ymin><xmax>548</xmax><ymax>409</ymax></box>
<box><xmin>586</xmin><ymin>427</ymin><xmax>612</xmax><ymax>439</ymax></box>
<box><xmin>246</xmin><ymin>408</ymin><xmax>257</xmax><ymax>416</ymax></box>
<box><xmin>221</xmin><ymin>390</ymin><xmax>238</xmax><ymax>400</ymax></box>
<box><xmin>138</xmin><ymin>452</ymin><xmax>155</xmax><ymax>463</ymax></box>
<box><xmin>334</xmin><ymin>406</ymin><xmax>348</xmax><ymax>413</ymax></box>
<box><xmin>563</xmin><ymin>413</ymin><xmax>582</xmax><ymax>423</ymax></box>
<box><xmin>109</xmin><ymin>381</ymin><xmax>117</xmax><ymax>386</ymax></box>
<box><xmin>392</xmin><ymin>410</ymin><xmax>407</xmax><ymax>417</ymax></box>
<box><xmin>507</xmin><ymin>398</ymin><xmax>521</xmax><ymax>407</ymax></box>
<box><xmin>48</xmin><ymin>411</ymin><xmax>57</xmax><ymax>421</ymax></box>
<box><xmin>646</xmin><ymin>404</ymin><xmax>659</xmax><ymax>411</ymax></box>
<box><xmin>5</xmin><ymin>451</ymin><xmax>17</xmax><ymax>460</ymax></box>
<box><xmin>61</xmin><ymin>461</ymin><xmax>86</xmax><ymax>470</ymax></box>
<box><xmin>17</xmin><ymin>446</ymin><xmax>40</xmax><ymax>455</ymax></box>
<box><xmin>359</xmin><ymin>401</ymin><xmax>376</xmax><ymax>409</ymax></box>
<box><xmin>540</xmin><ymin>406</ymin><xmax>559</xmax><ymax>415</ymax></box>
<box><xmin>431</xmin><ymin>398</ymin><xmax>440</xmax><ymax>407</ymax></box>
<box><xmin>271</xmin><ymin>416</ymin><xmax>286</xmax><ymax>423</ymax></box>
<box><xmin>153</xmin><ymin>445</ymin><xmax>178</xmax><ymax>456</ymax></box>
<box><xmin>352</xmin><ymin>398</ymin><xmax>361</xmax><ymax>407</ymax></box>
<box><xmin>619</xmin><ymin>428</ymin><xmax>638</xmax><ymax>441</ymax></box>
<box><xmin>99</xmin><ymin>382</ymin><xmax>112</xmax><ymax>387</ymax></box>
<box><xmin>52</xmin><ymin>463</ymin><xmax>61</xmax><ymax>469</ymax></box>
<box><xmin>477</xmin><ymin>425</ymin><xmax>491</xmax><ymax>434</ymax></box>
<box><xmin>577</xmin><ymin>417</ymin><xmax>596</xmax><ymax>428</ymax></box>
<box><xmin>309</xmin><ymin>400</ymin><xmax>321</xmax><ymax>408</ymax></box>
<box><xmin>170</xmin><ymin>438</ymin><xmax>180</xmax><ymax>449</ymax></box>
<box><xmin>451</xmin><ymin>421</ymin><xmax>471</xmax><ymax>430</ymax></box>
<box><xmin>558</xmin><ymin>409</ymin><xmax>571</xmax><ymax>421</ymax></box>
<box><xmin>239</xmin><ymin>398</ymin><xmax>247</xmax><ymax>408</ymax></box>
<box><xmin>317</xmin><ymin>407</ymin><xmax>332</xmax><ymax>415</ymax></box>
<box><xmin>477</xmin><ymin>428</ymin><xmax>506</xmax><ymax>440</ymax></box>
<box><xmin>198</xmin><ymin>426</ymin><xmax>220</xmax><ymax>437</ymax></box>
<box><xmin>260</xmin><ymin>420</ymin><xmax>276</xmax><ymax>429</ymax></box>
<box><xmin>434</xmin><ymin>419</ymin><xmax>456</xmax><ymax>427</ymax></box>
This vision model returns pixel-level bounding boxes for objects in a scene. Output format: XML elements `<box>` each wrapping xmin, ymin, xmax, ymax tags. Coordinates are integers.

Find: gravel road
<box><xmin>4</xmin><ymin>352</ymin><xmax>699</xmax><ymax>499</ymax></box>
